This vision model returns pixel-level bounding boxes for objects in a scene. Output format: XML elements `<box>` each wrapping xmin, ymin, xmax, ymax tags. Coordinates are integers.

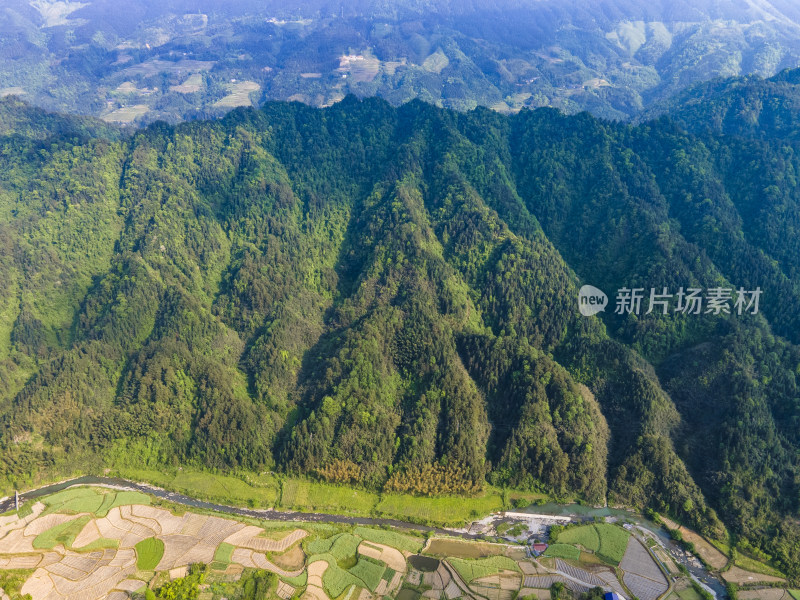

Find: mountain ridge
<box><xmin>7</xmin><ymin>0</ymin><xmax>800</xmax><ymax>123</ymax></box>
<box><xmin>1</xmin><ymin>87</ymin><xmax>799</xmax><ymax>574</ymax></box>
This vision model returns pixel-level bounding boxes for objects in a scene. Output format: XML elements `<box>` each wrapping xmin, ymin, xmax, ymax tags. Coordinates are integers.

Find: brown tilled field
<box><xmin>722</xmin><ymin>565</ymin><xmax>786</xmax><ymax>585</ymax></box>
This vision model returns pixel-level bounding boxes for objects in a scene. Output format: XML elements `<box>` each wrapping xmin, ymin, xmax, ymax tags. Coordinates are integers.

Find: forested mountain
<box><xmin>4</xmin><ymin>0</ymin><xmax>800</xmax><ymax>123</ymax></box>
<box><xmin>645</xmin><ymin>66</ymin><xmax>800</xmax><ymax>139</ymax></box>
<box><xmin>1</xmin><ymin>79</ymin><xmax>800</xmax><ymax>573</ymax></box>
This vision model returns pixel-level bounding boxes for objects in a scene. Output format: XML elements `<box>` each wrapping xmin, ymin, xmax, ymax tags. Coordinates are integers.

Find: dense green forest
<box><xmin>0</xmin><ymin>72</ymin><xmax>799</xmax><ymax>575</ymax></box>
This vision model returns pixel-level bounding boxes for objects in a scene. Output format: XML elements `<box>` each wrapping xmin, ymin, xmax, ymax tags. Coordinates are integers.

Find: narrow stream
<box><xmin>0</xmin><ymin>476</ymin><xmax>726</xmax><ymax>597</ymax></box>
<box><xmin>0</xmin><ymin>475</ymin><xmax>483</xmax><ymax>539</ymax></box>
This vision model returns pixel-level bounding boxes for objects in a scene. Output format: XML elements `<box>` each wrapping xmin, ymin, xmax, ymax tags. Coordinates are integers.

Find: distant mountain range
<box><xmin>4</xmin><ymin>0</ymin><xmax>800</xmax><ymax>122</ymax></box>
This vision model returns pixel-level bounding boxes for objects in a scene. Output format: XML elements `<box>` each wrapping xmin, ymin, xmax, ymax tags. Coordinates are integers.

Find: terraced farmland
<box><xmin>0</xmin><ymin>485</ymin><xmax>703</xmax><ymax>600</ymax></box>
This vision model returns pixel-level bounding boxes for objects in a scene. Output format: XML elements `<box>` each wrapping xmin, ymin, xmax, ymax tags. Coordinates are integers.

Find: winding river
<box><xmin>0</xmin><ymin>476</ymin><xmax>726</xmax><ymax>597</ymax></box>
<box><xmin>0</xmin><ymin>475</ymin><xmax>487</xmax><ymax>538</ymax></box>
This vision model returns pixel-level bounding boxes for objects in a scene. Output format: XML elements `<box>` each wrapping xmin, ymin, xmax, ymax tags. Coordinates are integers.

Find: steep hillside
<box><xmin>0</xmin><ymin>94</ymin><xmax>799</xmax><ymax>573</ymax></box>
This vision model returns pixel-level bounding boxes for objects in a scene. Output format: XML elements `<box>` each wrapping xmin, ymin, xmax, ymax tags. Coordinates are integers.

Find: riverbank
<box><xmin>2</xmin><ymin>467</ymin><xmax>553</xmax><ymax>529</ymax></box>
<box><xmin>0</xmin><ymin>474</ymin><xmax>734</xmax><ymax>598</ymax></box>
<box><xmin>0</xmin><ymin>484</ymin><xmax>661</xmax><ymax>600</ymax></box>
<box><xmin>0</xmin><ymin>475</ymin><xmax>525</xmax><ymax>543</ymax></box>
<box><xmin>13</xmin><ymin>472</ymin><xmax>791</xmax><ymax>599</ymax></box>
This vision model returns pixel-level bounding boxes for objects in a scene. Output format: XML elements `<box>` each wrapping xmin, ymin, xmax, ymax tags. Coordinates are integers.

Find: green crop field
<box><xmin>352</xmin><ymin>527</ymin><xmax>425</xmax><ymax>553</ymax></box>
<box><xmin>96</xmin><ymin>493</ymin><xmax>117</xmax><ymax>516</ymax></box>
<box><xmin>375</xmin><ymin>492</ymin><xmax>503</xmax><ymax>526</ymax></box>
<box><xmin>102</xmin><ymin>104</ymin><xmax>149</xmax><ymax>124</ymax></box>
<box><xmin>41</xmin><ymin>487</ymin><xmax>150</xmax><ymax>518</ymax></box>
<box><xmin>595</xmin><ymin>524</ymin><xmax>630</xmax><ymax>565</ymax></box>
<box><xmin>349</xmin><ymin>556</ymin><xmax>386</xmax><ymax>591</ymax></box>
<box><xmin>135</xmin><ymin>537</ymin><xmax>165</xmax><ymax>570</ymax></box>
<box><xmin>281</xmin><ymin>571</ymin><xmax>308</xmax><ymax>587</ymax></box>
<box><xmin>49</xmin><ymin>491</ymin><xmax>103</xmax><ymax>514</ymax></box>
<box><xmin>98</xmin><ymin>491</ymin><xmax>151</xmax><ymax>516</ymax></box>
<box><xmin>553</xmin><ymin>523</ymin><xmax>629</xmax><ymax>564</ymax></box>
<box><xmin>33</xmin><ymin>515</ymin><xmax>92</xmax><ymax>549</ymax></box>
<box><xmin>213</xmin><ymin>81</ymin><xmax>260</xmax><ymax>108</ymax></box>
<box><xmin>171</xmin><ymin>470</ymin><xmax>277</xmax><ymax>506</ymax></box>
<box><xmin>330</xmin><ymin>534</ymin><xmax>361</xmax><ymax>562</ymax></box>
<box><xmin>214</xmin><ymin>542</ymin><xmax>235</xmax><ymax>564</ymax></box>
<box><xmin>42</xmin><ymin>487</ymin><xmax>101</xmax><ymax>513</ymax></box>
<box><xmin>308</xmin><ymin>533</ymin><xmax>361</xmax><ymax>562</ymax></box>
<box><xmin>556</xmin><ymin>525</ymin><xmax>600</xmax><ymax>551</ymax></box>
<box><xmin>448</xmin><ymin>556</ymin><xmax>521</xmax><ymax>583</ymax></box>
<box><xmin>312</xmin><ymin>555</ymin><xmax>363</xmax><ymax>597</ymax></box>
<box><xmin>323</xmin><ymin>566</ymin><xmax>361</xmax><ymax>598</ymax></box>
<box><xmin>116</xmin><ymin>468</ymin><xmax>280</xmax><ymax>508</ymax></box>
<box><xmin>542</xmin><ymin>544</ymin><xmax>581</xmax><ymax>561</ymax></box>
<box><xmin>710</xmin><ymin>539</ymin><xmax>732</xmax><ymax>557</ymax></box>
<box><xmin>734</xmin><ymin>555</ymin><xmax>786</xmax><ymax>578</ymax></box>
<box><xmin>281</xmin><ymin>480</ymin><xmax>378</xmax><ymax>514</ymax></box>
<box><xmin>76</xmin><ymin>538</ymin><xmax>119</xmax><ymax>552</ymax></box>
<box><xmin>676</xmin><ymin>585</ymin><xmax>705</xmax><ymax>600</ymax></box>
